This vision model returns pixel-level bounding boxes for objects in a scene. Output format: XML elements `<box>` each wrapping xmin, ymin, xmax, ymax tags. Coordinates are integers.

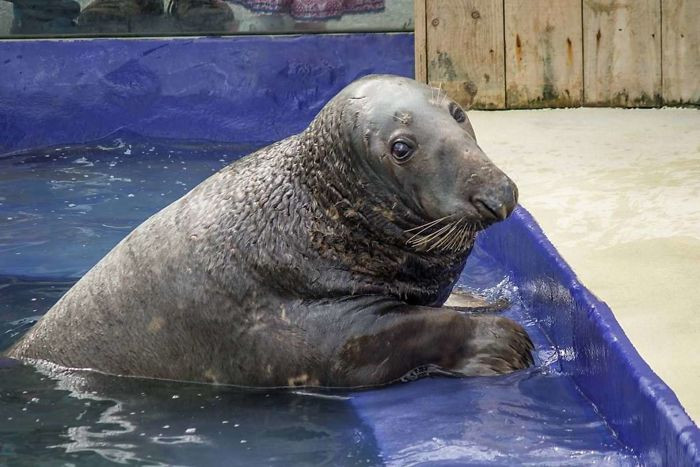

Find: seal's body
<box><xmin>8</xmin><ymin>75</ymin><xmax>532</xmax><ymax>387</ymax></box>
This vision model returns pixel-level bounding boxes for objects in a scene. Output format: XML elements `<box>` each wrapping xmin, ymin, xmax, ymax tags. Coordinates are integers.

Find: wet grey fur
<box><xmin>8</xmin><ymin>75</ymin><xmax>532</xmax><ymax>387</ymax></box>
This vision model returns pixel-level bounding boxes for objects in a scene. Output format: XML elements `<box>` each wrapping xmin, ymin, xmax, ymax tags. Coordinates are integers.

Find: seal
<box><xmin>7</xmin><ymin>75</ymin><xmax>533</xmax><ymax>388</ymax></box>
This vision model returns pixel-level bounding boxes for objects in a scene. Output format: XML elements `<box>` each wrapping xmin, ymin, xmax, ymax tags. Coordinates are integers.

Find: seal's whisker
<box><xmin>435</xmin><ymin>219</ymin><xmax>462</xmax><ymax>250</ymax></box>
<box><xmin>410</xmin><ymin>222</ymin><xmax>453</xmax><ymax>248</ymax></box>
<box><xmin>452</xmin><ymin>220</ymin><xmax>468</xmax><ymax>250</ymax></box>
<box><xmin>461</xmin><ymin>223</ymin><xmax>473</xmax><ymax>250</ymax></box>
<box><xmin>404</xmin><ymin>214</ymin><xmax>451</xmax><ymax>233</ymax></box>
<box><xmin>405</xmin><ymin>215</ymin><xmax>455</xmax><ymax>245</ymax></box>
<box><xmin>442</xmin><ymin>222</ymin><xmax>462</xmax><ymax>250</ymax></box>
<box><xmin>426</xmin><ymin>227</ymin><xmax>449</xmax><ymax>251</ymax></box>
<box><xmin>456</xmin><ymin>219</ymin><xmax>470</xmax><ymax>250</ymax></box>
<box><xmin>428</xmin><ymin>220</ymin><xmax>460</xmax><ymax>251</ymax></box>
<box><xmin>408</xmin><ymin>216</ymin><xmax>481</xmax><ymax>252</ymax></box>
<box><xmin>463</xmin><ymin>223</ymin><xmax>475</xmax><ymax>250</ymax></box>
<box><xmin>423</xmin><ymin>228</ymin><xmax>447</xmax><ymax>251</ymax></box>
<box><xmin>455</xmin><ymin>225</ymin><xmax>464</xmax><ymax>251</ymax></box>
<box><xmin>406</xmin><ymin>223</ymin><xmax>444</xmax><ymax>245</ymax></box>
<box><xmin>446</xmin><ymin>219</ymin><xmax>466</xmax><ymax>251</ymax></box>
<box><xmin>459</xmin><ymin>224</ymin><xmax>474</xmax><ymax>251</ymax></box>
<box><xmin>438</xmin><ymin>82</ymin><xmax>447</xmax><ymax>107</ymax></box>
<box><xmin>442</xmin><ymin>222</ymin><xmax>457</xmax><ymax>251</ymax></box>
<box><xmin>411</xmin><ymin>225</ymin><xmax>449</xmax><ymax>248</ymax></box>
<box><xmin>407</xmin><ymin>228</ymin><xmax>432</xmax><ymax>244</ymax></box>
<box><xmin>415</xmin><ymin>221</ymin><xmax>452</xmax><ymax>242</ymax></box>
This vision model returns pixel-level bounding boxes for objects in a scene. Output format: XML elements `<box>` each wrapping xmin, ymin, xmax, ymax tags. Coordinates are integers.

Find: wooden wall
<box><xmin>415</xmin><ymin>0</ymin><xmax>700</xmax><ymax>109</ymax></box>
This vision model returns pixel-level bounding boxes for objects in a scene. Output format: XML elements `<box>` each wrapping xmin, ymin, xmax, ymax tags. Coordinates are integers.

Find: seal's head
<box><xmin>333</xmin><ymin>75</ymin><xmax>518</xmax><ymax>235</ymax></box>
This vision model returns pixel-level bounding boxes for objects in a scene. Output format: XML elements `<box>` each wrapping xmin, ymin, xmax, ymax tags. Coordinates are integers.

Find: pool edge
<box><xmin>481</xmin><ymin>207</ymin><xmax>700</xmax><ymax>466</ymax></box>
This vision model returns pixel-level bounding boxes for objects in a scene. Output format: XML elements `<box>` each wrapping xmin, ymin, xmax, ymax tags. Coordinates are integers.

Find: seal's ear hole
<box><xmin>449</xmin><ymin>102</ymin><xmax>466</xmax><ymax>123</ymax></box>
<box><xmin>390</xmin><ymin>140</ymin><xmax>415</xmax><ymax>163</ymax></box>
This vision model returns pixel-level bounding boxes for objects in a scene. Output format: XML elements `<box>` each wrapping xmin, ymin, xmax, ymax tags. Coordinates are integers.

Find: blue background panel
<box><xmin>0</xmin><ymin>34</ymin><xmax>413</xmax><ymax>154</ymax></box>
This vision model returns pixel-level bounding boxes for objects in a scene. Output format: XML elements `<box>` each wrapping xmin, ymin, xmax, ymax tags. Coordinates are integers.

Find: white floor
<box><xmin>469</xmin><ymin>107</ymin><xmax>700</xmax><ymax>423</ymax></box>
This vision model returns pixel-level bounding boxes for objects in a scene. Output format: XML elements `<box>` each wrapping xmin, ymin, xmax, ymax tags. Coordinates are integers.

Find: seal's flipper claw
<box><xmin>455</xmin><ymin>316</ymin><xmax>534</xmax><ymax>376</ymax></box>
<box><xmin>443</xmin><ymin>290</ymin><xmax>509</xmax><ymax>314</ymax></box>
<box><xmin>398</xmin><ymin>364</ymin><xmax>467</xmax><ymax>383</ymax></box>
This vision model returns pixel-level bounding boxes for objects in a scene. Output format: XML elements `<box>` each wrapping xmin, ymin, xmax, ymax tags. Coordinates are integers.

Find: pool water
<box><xmin>0</xmin><ymin>133</ymin><xmax>640</xmax><ymax>466</ymax></box>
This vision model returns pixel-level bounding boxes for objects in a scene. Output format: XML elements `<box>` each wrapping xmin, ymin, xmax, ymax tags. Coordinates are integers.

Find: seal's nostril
<box><xmin>472</xmin><ymin>198</ymin><xmax>508</xmax><ymax>221</ymax></box>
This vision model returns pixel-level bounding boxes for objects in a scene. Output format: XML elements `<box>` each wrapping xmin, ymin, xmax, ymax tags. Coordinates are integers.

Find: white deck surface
<box><xmin>469</xmin><ymin>107</ymin><xmax>700</xmax><ymax>423</ymax></box>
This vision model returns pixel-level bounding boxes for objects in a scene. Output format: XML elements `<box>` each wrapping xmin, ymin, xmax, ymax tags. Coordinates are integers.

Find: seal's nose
<box><xmin>472</xmin><ymin>197</ymin><xmax>509</xmax><ymax>221</ymax></box>
<box><xmin>472</xmin><ymin>179</ymin><xmax>518</xmax><ymax>221</ymax></box>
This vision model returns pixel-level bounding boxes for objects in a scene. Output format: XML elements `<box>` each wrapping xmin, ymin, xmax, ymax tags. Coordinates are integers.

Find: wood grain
<box><xmin>583</xmin><ymin>0</ymin><xmax>662</xmax><ymax>107</ymax></box>
<box><xmin>425</xmin><ymin>0</ymin><xmax>505</xmax><ymax>109</ymax></box>
<box><xmin>504</xmin><ymin>0</ymin><xmax>583</xmax><ymax>108</ymax></box>
<box><xmin>414</xmin><ymin>0</ymin><xmax>429</xmax><ymax>83</ymax></box>
<box><xmin>662</xmin><ymin>0</ymin><xmax>700</xmax><ymax>105</ymax></box>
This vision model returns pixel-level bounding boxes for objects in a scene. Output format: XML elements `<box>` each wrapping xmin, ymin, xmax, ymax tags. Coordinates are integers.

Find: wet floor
<box><xmin>0</xmin><ymin>134</ymin><xmax>640</xmax><ymax>465</ymax></box>
<box><xmin>470</xmin><ymin>107</ymin><xmax>700</xmax><ymax>424</ymax></box>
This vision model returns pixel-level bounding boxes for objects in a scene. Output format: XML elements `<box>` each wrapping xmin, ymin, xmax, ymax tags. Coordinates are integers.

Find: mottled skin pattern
<box><xmin>8</xmin><ymin>75</ymin><xmax>533</xmax><ymax>388</ymax></box>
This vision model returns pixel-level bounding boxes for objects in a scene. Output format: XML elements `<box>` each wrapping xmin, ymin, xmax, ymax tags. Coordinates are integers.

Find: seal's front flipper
<box><xmin>305</xmin><ymin>297</ymin><xmax>533</xmax><ymax>387</ymax></box>
<box><xmin>456</xmin><ymin>315</ymin><xmax>534</xmax><ymax>376</ymax></box>
<box><xmin>443</xmin><ymin>289</ymin><xmax>509</xmax><ymax>313</ymax></box>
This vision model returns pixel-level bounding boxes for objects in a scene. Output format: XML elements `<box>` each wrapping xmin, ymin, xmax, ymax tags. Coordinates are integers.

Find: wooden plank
<box><xmin>425</xmin><ymin>0</ymin><xmax>505</xmax><ymax>109</ymax></box>
<box><xmin>583</xmin><ymin>0</ymin><xmax>662</xmax><ymax>107</ymax></box>
<box><xmin>414</xmin><ymin>0</ymin><xmax>429</xmax><ymax>83</ymax></box>
<box><xmin>504</xmin><ymin>0</ymin><xmax>583</xmax><ymax>108</ymax></box>
<box><xmin>662</xmin><ymin>0</ymin><xmax>700</xmax><ymax>105</ymax></box>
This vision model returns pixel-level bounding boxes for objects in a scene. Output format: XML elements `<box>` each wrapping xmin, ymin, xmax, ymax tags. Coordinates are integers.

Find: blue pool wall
<box><xmin>1</xmin><ymin>33</ymin><xmax>698</xmax><ymax>466</ymax></box>
<box><xmin>0</xmin><ymin>34</ymin><xmax>412</xmax><ymax>154</ymax></box>
<box><xmin>480</xmin><ymin>209</ymin><xmax>700</xmax><ymax>466</ymax></box>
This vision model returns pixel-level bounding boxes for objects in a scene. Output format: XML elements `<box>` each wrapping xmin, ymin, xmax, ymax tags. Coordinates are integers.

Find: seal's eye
<box><xmin>449</xmin><ymin>102</ymin><xmax>466</xmax><ymax>123</ymax></box>
<box><xmin>391</xmin><ymin>141</ymin><xmax>414</xmax><ymax>162</ymax></box>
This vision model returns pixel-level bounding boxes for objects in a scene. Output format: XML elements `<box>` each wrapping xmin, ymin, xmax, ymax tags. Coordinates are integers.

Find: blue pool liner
<box><xmin>1</xmin><ymin>33</ymin><xmax>698</xmax><ymax>466</ymax></box>
<box><xmin>479</xmin><ymin>209</ymin><xmax>700</xmax><ymax>466</ymax></box>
